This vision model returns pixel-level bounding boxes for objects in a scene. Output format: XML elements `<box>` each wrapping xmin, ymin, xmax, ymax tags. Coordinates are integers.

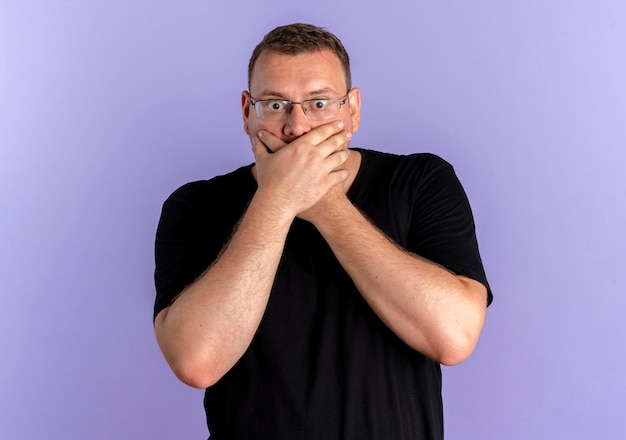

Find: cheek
<box><xmin>337</xmin><ymin>115</ymin><xmax>354</xmax><ymax>133</ymax></box>
<box><xmin>350</xmin><ymin>116</ymin><xmax>360</xmax><ymax>133</ymax></box>
<box><xmin>257</xmin><ymin>122</ymin><xmax>286</xmax><ymax>140</ymax></box>
<box><xmin>248</xmin><ymin>117</ymin><xmax>271</xmax><ymax>132</ymax></box>
<box><xmin>246</xmin><ymin>117</ymin><xmax>259</xmax><ymax>134</ymax></box>
<box><xmin>247</xmin><ymin>120</ymin><xmax>288</xmax><ymax>146</ymax></box>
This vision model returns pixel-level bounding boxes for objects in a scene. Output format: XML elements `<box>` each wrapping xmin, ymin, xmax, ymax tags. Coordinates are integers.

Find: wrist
<box><xmin>307</xmin><ymin>192</ymin><xmax>353</xmax><ymax>230</ymax></box>
<box><xmin>247</xmin><ymin>190</ymin><xmax>297</xmax><ymax>231</ymax></box>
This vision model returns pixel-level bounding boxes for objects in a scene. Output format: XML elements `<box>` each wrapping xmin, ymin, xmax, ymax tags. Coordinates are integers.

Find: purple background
<box><xmin>1</xmin><ymin>1</ymin><xmax>625</xmax><ymax>438</ymax></box>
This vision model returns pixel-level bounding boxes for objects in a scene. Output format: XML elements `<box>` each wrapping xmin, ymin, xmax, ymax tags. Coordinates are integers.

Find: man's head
<box><xmin>247</xmin><ymin>23</ymin><xmax>352</xmax><ymax>91</ymax></box>
<box><xmin>243</xmin><ymin>23</ymin><xmax>361</xmax><ymax>146</ymax></box>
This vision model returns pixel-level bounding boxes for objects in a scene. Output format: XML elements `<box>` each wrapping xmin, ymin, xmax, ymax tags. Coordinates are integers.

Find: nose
<box><xmin>283</xmin><ymin>103</ymin><xmax>312</xmax><ymax>138</ymax></box>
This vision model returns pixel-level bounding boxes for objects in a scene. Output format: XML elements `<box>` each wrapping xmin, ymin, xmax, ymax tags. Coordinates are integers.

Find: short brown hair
<box><xmin>248</xmin><ymin>23</ymin><xmax>351</xmax><ymax>90</ymax></box>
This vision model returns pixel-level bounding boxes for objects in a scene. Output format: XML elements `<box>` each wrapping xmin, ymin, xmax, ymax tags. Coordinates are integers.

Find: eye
<box><xmin>309</xmin><ymin>99</ymin><xmax>330</xmax><ymax>111</ymax></box>
<box><xmin>265</xmin><ymin>100</ymin><xmax>287</xmax><ymax>112</ymax></box>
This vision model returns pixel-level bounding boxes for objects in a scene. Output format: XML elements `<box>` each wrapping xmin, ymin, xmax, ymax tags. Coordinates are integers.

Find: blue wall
<box><xmin>1</xmin><ymin>1</ymin><xmax>625</xmax><ymax>438</ymax></box>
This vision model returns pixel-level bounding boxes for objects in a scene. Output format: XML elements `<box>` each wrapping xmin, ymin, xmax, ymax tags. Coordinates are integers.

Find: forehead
<box><xmin>249</xmin><ymin>50</ymin><xmax>346</xmax><ymax>96</ymax></box>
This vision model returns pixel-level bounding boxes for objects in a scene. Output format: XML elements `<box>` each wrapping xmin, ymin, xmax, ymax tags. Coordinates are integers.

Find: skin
<box><xmin>154</xmin><ymin>49</ymin><xmax>488</xmax><ymax>389</ymax></box>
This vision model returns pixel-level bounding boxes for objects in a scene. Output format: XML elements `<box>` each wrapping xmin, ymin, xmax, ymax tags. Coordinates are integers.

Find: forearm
<box><xmin>312</xmin><ymin>197</ymin><xmax>487</xmax><ymax>365</ymax></box>
<box><xmin>156</xmin><ymin>124</ymin><xmax>353</xmax><ymax>388</ymax></box>
<box><xmin>155</xmin><ymin>192</ymin><xmax>294</xmax><ymax>388</ymax></box>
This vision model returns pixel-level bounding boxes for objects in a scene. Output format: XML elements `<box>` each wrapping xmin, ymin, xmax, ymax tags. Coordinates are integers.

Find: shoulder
<box><xmin>157</xmin><ymin>164</ymin><xmax>256</xmax><ymax>235</ymax></box>
<box><xmin>176</xmin><ymin>163</ymin><xmax>254</xmax><ymax>191</ymax></box>
<box><xmin>165</xmin><ymin>164</ymin><xmax>255</xmax><ymax>206</ymax></box>
<box><xmin>354</xmin><ymin>148</ymin><xmax>456</xmax><ymax>189</ymax></box>
<box><xmin>357</xmin><ymin>148</ymin><xmax>451</xmax><ymax>171</ymax></box>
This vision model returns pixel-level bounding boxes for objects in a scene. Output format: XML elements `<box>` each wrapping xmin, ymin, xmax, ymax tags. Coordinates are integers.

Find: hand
<box><xmin>251</xmin><ymin>121</ymin><xmax>352</xmax><ymax>220</ymax></box>
<box><xmin>297</xmin><ymin>179</ymin><xmax>350</xmax><ymax>225</ymax></box>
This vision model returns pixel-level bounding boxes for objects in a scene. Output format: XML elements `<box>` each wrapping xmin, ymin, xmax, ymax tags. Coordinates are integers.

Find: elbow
<box><xmin>433</xmin><ymin>329</ymin><xmax>481</xmax><ymax>366</ymax></box>
<box><xmin>169</xmin><ymin>355</ymin><xmax>223</xmax><ymax>389</ymax></box>
<box><xmin>436</xmin><ymin>296</ymin><xmax>487</xmax><ymax>366</ymax></box>
<box><xmin>155</xmin><ymin>308</ymin><xmax>225</xmax><ymax>388</ymax></box>
<box><xmin>436</xmin><ymin>342</ymin><xmax>475</xmax><ymax>366</ymax></box>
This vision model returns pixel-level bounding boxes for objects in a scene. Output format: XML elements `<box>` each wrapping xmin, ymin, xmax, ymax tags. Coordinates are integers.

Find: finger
<box><xmin>251</xmin><ymin>134</ymin><xmax>271</xmax><ymax>160</ymax></box>
<box><xmin>315</xmin><ymin>128</ymin><xmax>353</xmax><ymax>156</ymax></box>
<box><xmin>300</xmin><ymin>120</ymin><xmax>346</xmax><ymax>147</ymax></box>
<box><xmin>329</xmin><ymin>148</ymin><xmax>351</xmax><ymax>169</ymax></box>
<box><xmin>331</xmin><ymin>130</ymin><xmax>352</xmax><ymax>152</ymax></box>
<box><xmin>257</xmin><ymin>130</ymin><xmax>287</xmax><ymax>153</ymax></box>
<box><xmin>327</xmin><ymin>167</ymin><xmax>351</xmax><ymax>186</ymax></box>
<box><xmin>317</xmin><ymin>149</ymin><xmax>350</xmax><ymax>179</ymax></box>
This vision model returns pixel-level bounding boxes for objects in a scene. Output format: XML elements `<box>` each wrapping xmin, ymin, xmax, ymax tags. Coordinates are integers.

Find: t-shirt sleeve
<box><xmin>153</xmin><ymin>183</ymin><xmax>223</xmax><ymax>321</ymax></box>
<box><xmin>154</xmin><ymin>186</ymin><xmax>196</xmax><ymax>320</ymax></box>
<box><xmin>407</xmin><ymin>155</ymin><xmax>492</xmax><ymax>305</ymax></box>
<box><xmin>153</xmin><ymin>171</ymin><xmax>255</xmax><ymax>321</ymax></box>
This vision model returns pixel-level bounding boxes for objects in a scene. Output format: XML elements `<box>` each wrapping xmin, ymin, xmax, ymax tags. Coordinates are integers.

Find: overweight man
<box><xmin>153</xmin><ymin>23</ymin><xmax>492</xmax><ymax>440</ymax></box>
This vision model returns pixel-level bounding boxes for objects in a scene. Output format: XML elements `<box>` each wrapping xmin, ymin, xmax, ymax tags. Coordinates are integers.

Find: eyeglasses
<box><xmin>249</xmin><ymin>91</ymin><xmax>350</xmax><ymax>121</ymax></box>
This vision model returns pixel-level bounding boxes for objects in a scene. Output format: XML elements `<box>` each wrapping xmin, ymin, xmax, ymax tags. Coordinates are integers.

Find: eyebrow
<box><xmin>254</xmin><ymin>87</ymin><xmax>338</xmax><ymax>100</ymax></box>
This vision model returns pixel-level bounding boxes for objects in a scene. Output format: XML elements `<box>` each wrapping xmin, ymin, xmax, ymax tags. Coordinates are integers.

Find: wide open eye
<box><xmin>308</xmin><ymin>99</ymin><xmax>330</xmax><ymax>112</ymax></box>
<box><xmin>264</xmin><ymin>100</ymin><xmax>288</xmax><ymax>113</ymax></box>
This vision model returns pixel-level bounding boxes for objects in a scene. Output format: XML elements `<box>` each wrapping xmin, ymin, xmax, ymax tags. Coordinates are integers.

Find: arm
<box><xmin>258</xmin><ymin>131</ymin><xmax>488</xmax><ymax>365</ymax></box>
<box><xmin>154</xmin><ymin>195</ymin><xmax>292</xmax><ymax>388</ymax></box>
<box><xmin>154</xmin><ymin>122</ymin><xmax>352</xmax><ymax>388</ymax></box>
<box><xmin>303</xmin><ymin>191</ymin><xmax>487</xmax><ymax>365</ymax></box>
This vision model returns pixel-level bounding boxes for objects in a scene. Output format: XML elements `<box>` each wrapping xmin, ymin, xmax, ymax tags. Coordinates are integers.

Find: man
<box><xmin>154</xmin><ymin>23</ymin><xmax>492</xmax><ymax>439</ymax></box>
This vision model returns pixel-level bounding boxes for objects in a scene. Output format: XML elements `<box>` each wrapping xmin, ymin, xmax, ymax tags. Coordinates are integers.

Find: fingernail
<box><xmin>346</xmin><ymin>131</ymin><xmax>352</xmax><ymax>139</ymax></box>
<box><xmin>338</xmin><ymin>121</ymin><xmax>344</xmax><ymax>129</ymax></box>
<box><xmin>257</xmin><ymin>130</ymin><xmax>264</xmax><ymax>138</ymax></box>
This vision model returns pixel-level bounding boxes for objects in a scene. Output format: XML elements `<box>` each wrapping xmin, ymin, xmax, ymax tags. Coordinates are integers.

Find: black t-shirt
<box><xmin>154</xmin><ymin>149</ymin><xmax>492</xmax><ymax>440</ymax></box>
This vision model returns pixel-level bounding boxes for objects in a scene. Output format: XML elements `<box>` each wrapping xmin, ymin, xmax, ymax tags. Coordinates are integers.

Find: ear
<box><xmin>242</xmin><ymin>91</ymin><xmax>251</xmax><ymax>135</ymax></box>
<box><xmin>347</xmin><ymin>88</ymin><xmax>361</xmax><ymax>133</ymax></box>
